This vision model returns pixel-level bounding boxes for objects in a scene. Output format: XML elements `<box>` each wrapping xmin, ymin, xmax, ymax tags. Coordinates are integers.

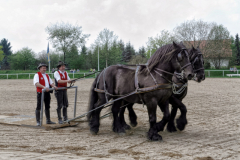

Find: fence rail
<box><xmin>204</xmin><ymin>70</ymin><xmax>239</xmax><ymax>77</ymax></box>
<box><xmin>0</xmin><ymin>70</ymin><xmax>240</xmax><ymax>79</ymax></box>
<box><xmin>0</xmin><ymin>72</ymin><xmax>98</xmax><ymax>79</ymax></box>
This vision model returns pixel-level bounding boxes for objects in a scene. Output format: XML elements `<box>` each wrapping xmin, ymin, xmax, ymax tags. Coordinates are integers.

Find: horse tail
<box><xmin>87</xmin><ymin>73</ymin><xmax>100</xmax><ymax>121</ymax></box>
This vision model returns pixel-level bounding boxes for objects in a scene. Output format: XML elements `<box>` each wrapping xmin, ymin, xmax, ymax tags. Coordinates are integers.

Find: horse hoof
<box><xmin>118</xmin><ymin>132</ymin><xmax>126</xmax><ymax>136</ymax></box>
<box><xmin>113</xmin><ymin>127</ymin><xmax>126</xmax><ymax>134</ymax></box>
<box><xmin>176</xmin><ymin>118</ymin><xmax>188</xmax><ymax>131</ymax></box>
<box><xmin>130</xmin><ymin>121</ymin><xmax>138</xmax><ymax>127</ymax></box>
<box><xmin>148</xmin><ymin>133</ymin><xmax>162</xmax><ymax>141</ymax></box>
<box><xmin>123</xmin><ymin>124</ymin><xmax>131</xmax><ymax>130</ymax></box>
<box><xmin>90</xmin><ymin>128</ymin><xmax>99</xmax><ymax>135</ymax></box>
<box><xmin>147</xmin><ymin>131</ymin><xmax>162</xmax><ymax>141</ymax></box>
<box><xmin>167</xmin><ymin>123</ymin><xmax>177</xmax><ymax>133</ymax></box>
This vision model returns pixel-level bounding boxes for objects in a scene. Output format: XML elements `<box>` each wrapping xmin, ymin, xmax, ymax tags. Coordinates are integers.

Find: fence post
<box><xmin>73</xmin><ymin>72</ymin><xmax>74</xmax><ymax>78</ymax></box>
<box><xmin>17</xmin><ymin>74</ymin><xmax>18</xmax><ymax>79</ymax></box>
<box><xmin>95</xmin><ymin>73</ymin><xmax>96</xmax><ymax>78</ymax></box>
<box><xmin>223</xmin><ymin>71</ymin><xmax>224</xmax><ymax>77</ymax></box>
<box><xmin>84</xmin><ymin>73</ymin><xmax>85</xmax><ymax>78</ymax></box>
<box><xmin>238</xmin><ymin>70</ymin><xmax>239</xmax><ymax>74</ymax></box>
<box><xmin>7</xmin><ymin>74</ymin><xmax>8</xmax><ymax>79</ymax></box>
<box><xmin>208</xmin><ymin>71</ymin><xmax>210</xmax><ymax>77</ymax></box>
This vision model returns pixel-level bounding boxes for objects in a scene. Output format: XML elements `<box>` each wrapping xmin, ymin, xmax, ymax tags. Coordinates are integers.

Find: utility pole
<box><xmin>98</xmin><ymin>45</ymin><xmax>100</xmax><ymax>71</ymax></box>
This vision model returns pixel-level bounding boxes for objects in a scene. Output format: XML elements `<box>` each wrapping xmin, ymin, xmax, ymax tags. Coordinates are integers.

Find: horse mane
<box><xmin>140</xmin><ymin>43</ymin><xmax>180</xmax><ymax>74</ymax></box>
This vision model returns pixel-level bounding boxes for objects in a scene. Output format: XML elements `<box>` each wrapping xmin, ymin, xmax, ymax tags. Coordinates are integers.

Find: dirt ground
<box><xmin>0</xmin><ymin>78</ymin><xmax>240</xmax><ymax>160</ymax></box>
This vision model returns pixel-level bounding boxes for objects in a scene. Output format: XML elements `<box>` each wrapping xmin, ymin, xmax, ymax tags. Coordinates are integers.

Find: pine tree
<box><xmin>123</xmin><ymin>42</ymin><xmax>135</xmax><ymax>62</ymax></box>
<box><xmin>81</xmin><ymin>45</ymin><xmax>87</xmax><ymax>55</ymax></box>
<box><xmin>0</xmin><ymin>38</ymin><xmax>12</xmax><ymax>69</ymax></box>
<box><xmin>235</xmin><ymin>34</ymin><xmax>240</xmax><ymax>65</ymax></box>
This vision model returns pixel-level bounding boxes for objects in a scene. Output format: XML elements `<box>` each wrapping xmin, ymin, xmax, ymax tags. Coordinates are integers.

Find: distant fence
<box><xmin>0</xmin><ymin>72</ymin><xmax>98</xmax><ymax>79</ymax></box>
<box><xmin>204</xmin><ymin>70</ymin><xmax>240</xmax><ymax>77</ymax></box>
<box><xmin>0</xmin><ymin>70</ymin><xmax>240</xmax><ymax>79</ymax></box>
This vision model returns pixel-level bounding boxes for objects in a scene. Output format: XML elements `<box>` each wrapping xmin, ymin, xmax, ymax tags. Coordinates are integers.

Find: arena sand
<box><xmin>0</xmin><ymin>78</ymin><xmax>240</xmax><ymax>160</ymax></box>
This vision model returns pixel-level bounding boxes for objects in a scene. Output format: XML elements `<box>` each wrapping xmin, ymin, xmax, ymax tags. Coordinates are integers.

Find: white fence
<box><xmin>1</xmin><ymin>70</ymin><xmax>240</xmax><ymax>79</ymax></box>
<box><xmin>0</xmin><ymin>72</ymin><xmax>98</xmax><ymax>79</ymax></box>
<box><xmin>205</xmin><ymin>70</ymin><xmax>239</xmax><ymax>77</ymax></box>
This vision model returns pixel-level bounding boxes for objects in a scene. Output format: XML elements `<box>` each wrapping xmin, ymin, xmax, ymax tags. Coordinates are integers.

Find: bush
<box><xmin>204</xmin><ymin>62</ymin><xmax>211</xmax><ymax>69</ymax></box>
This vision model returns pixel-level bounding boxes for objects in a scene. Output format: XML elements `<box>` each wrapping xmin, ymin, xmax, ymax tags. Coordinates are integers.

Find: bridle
<box><xmin>191</xmin><ymin>52</ymin><xmax>204</xmax><ymax>73</ymax></box>
<box><xmin>152</xmin><ymin>48</ymin><xmax>192</xmax><ymax>83</ymax></box>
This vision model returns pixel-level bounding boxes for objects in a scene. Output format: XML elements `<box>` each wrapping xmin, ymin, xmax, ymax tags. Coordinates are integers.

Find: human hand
<box><xmin>44</xmin><ymin>87</ymin><xmax>49</xmax><ymax>92</ymax></box>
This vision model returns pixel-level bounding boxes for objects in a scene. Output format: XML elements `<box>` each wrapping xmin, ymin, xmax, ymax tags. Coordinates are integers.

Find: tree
<box><xmin>235</xmin><ymin>34</ymin><xmax>240</xmax><ymax>65</ymax></box>
<box><xmin>81</xmin><ymin>45</ymin><xmax>87</xmax><ymax>55</ymax></box>
<box><xmin>173</xmin><ymin>19</ymin><xmax>214</xmax><ymax>49</ymax></box>
<box><xmin>10</xmin><ymin>47</ymin><xmax>36</xmax><ymax>70</ymax></box>
<box><xmin>204</xmin><ymin>24</ymin><xmax>231</xmax><ymax>69</ymax></box>
<box><xmin>138</xmin><ymin>46</ymin><xmax>146</xmax><ymax>58</ymax></box>
<box><xmin>95</xmin><ymin>28</ymin><xmax>118</xmax><ymax>67</ymax></box>
<box><xmin>122</xmin><ymin>41</ymin><xmax>135</xmax><ymax>62</ymax></box>
<box><xmin>146</xmin><ymin>30</ymin><xmax>174</xmax><ymax>57</ymax></box>
<box><xmin>0</xmin><ymin>46</ymin><xmax>4</xmax><ymax>63</ymax></box>
<box><xmin>0</xmin><ymin>38</ymin><xmax>12</xmax><ymax>69</ymax></box>
<box><xmin>37</xmin><ymin>49</ymin><xmax>63</xmax><ymax>71</ymax></box>
<box><xmin>45</xmin><ymin>22</ymin><xmax>90</xmax><ymax>63</ymax></box>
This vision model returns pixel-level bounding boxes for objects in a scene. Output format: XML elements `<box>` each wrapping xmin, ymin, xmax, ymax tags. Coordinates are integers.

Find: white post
<box><xmin>237</xmin><ymin>70</ymin><xmax>239</xmax><ymax>74</ymax></box>
<box><xmin>208</xmin><ymin>71</ymin><xmax>210</xmax><ymax>77</ymax></box>
<box><xmin>7</xmin><ymin>74</ymin><xmax>8</xmax><ymax>79</ymax></box>
<box><xmin>17</xmin><ymin>74</ymin><xmax>18</xmax><ymax>79</ymax></box>
<box><xmin>98</xmin><ymin>46</ymin><xmax>100</xmax><ymax>71</ymax></box>
<box><xmin>29</xmin><ymin>74</ymin><xmax>30</xmax><ymax>79</ymax></box>
<box><xmin>84</xmin><ymin>73</ymin><xmax>85</xmax><ymax>78</ymax></box>
<box><xmin>73</xmin><ymin>72</ymin><xmax>74</xmax><ymax>78</ymax></box>
<box><xmin>49</xmin><ymin>61</ymin><xmax>50</xmax><ymax>73</ymax></box>
<box><xmin>223</xmin><ymin>71</ymin><xmax>224</xmax><ymax>77</ymax></box>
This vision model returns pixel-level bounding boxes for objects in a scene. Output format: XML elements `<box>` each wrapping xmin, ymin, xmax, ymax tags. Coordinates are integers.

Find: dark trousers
<box><xmin>55</xmin><ymin>90</ymin><xmax>68</xmax><ymax>110</ymax></box>
<box><xmin>36</xmin><ymin>92</ymin><xmax>51</xmax><ymax>110</ymax></box>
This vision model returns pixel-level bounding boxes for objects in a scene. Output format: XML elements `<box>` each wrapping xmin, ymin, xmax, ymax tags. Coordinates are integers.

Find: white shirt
<box><xmin>54</xmin><ymin>70</ymin><xmax>70</xmax><ymax>82</ymax></box>
<box><xmin>33</xmin><ymin>73</ymin><xmax>53</xmax><ymax>88</ymax></box>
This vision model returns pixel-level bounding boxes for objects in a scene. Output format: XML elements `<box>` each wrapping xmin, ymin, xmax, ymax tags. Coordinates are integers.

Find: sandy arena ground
<box><xmin>0</xmin><ymin>78</ymin><xmax>240</xmax><ymax>160</ymax></box>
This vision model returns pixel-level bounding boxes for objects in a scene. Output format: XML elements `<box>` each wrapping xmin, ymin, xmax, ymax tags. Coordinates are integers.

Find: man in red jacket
<box><xmin>54</xmin><ymin>61</ymin><xmax>74</xmax><ymax>124</ymax></box>
<box><xmin>33</xmin><ymin>63</ymin><xmax>57</xmax><ymax>126</ymax></box>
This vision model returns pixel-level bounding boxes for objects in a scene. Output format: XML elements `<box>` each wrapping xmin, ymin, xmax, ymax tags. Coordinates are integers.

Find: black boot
<box><xmin>35</xmin><ymin>110</ymin><xmax>40</xmax><ymax>126</ymax></box>
<box><xmin>57</xmin><ymin>109</ymin><xmax>63</xmax><ymax>124</ymax></box>
<box><xmin>45</xmin><ymin>109</ymin><xmax>56</xmax><ymax>124</ymax></box>
<box><xmin>63</xmin><ymin>107</ymin><xmax>68</xmax><ymax>122</ymax></box>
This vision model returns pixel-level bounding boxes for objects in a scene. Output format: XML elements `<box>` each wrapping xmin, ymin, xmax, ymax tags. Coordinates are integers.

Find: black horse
<box><xmin>87</xmin><ymin>42</ymin><xmax>194</xmax><ymax>141</ymax></box>
<box><xmin>119</xmin><ymin>45</ymin><xmax>205</xmax><ymax>133</ymax></box>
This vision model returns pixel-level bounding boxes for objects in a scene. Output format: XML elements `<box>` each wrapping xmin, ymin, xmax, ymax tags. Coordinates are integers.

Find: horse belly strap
<box><xmin>137</xmin><ymin>83</ymin><xmax>172</xmax><ymax>93</ymax></box>
<box><xmin>94</xmin><ymin>88</ymin><xmax>105</xmax><ymax>93</ymax></box>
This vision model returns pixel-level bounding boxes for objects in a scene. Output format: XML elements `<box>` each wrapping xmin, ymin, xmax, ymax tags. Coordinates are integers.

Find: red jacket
<box><xmin>36</xmin><ymin>72</ymin><xmax>51</xmax><ymax>93</ymax></box>
<box><xmin>57</xmin><ymin>71</ymin><xmax>67</xmax><ymax>87</ymax></box>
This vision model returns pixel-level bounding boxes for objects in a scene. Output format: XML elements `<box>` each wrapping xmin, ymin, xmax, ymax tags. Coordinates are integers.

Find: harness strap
<box><xmin>147</xmin><ymin>65</ymin><xmax>158</xmax><ymax>85</ymax></box>
<box><xmin>181</xmin><ymin>62</ymin><xmax>191</xmax><ymax>70</ymax></box>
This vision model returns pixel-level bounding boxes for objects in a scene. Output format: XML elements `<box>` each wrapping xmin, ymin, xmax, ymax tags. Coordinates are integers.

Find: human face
<box><xmin>59</xmin><ymin>65</ymin><xmax>66</xmax><ymax>72</ymax></box>
<box><xmin>40</xmin><ymin>66</ymin><xmax>47</xmax><ymax>74</ymax></box>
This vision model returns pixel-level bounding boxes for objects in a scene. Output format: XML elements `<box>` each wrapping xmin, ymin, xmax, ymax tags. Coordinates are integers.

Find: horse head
<box><xmin>189</xmin><ymin>45</ymin><xmax>205</xmax><ymax>82</ymax></box>
<box><xmin>170</xmin><ymin>41</ymin><xmax>194</xmax><ymax>80</ymax></box>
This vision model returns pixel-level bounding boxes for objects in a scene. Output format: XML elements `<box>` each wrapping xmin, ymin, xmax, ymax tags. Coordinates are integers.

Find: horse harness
<box><xmin>94</xmin><ymin>48</ymin><xmax>192</xmax><ymax>104</ymax></box>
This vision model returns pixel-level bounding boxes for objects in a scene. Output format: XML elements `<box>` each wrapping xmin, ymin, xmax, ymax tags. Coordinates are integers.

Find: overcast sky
<box><xmin>0</xmin><ymin>0</ymin><xmax>239</xmax><ymax>53</ymax></box>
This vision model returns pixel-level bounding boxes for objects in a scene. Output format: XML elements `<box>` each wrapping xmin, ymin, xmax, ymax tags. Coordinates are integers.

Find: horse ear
<box><xmin>192</xmin><ymin>45</ymin><xmax>196</xmax><ymax>50</ymax></box>
<box><xmin>173</xmin><ymin>41</ymin><xmax>178</xmax><ymax>48</ymax></box>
